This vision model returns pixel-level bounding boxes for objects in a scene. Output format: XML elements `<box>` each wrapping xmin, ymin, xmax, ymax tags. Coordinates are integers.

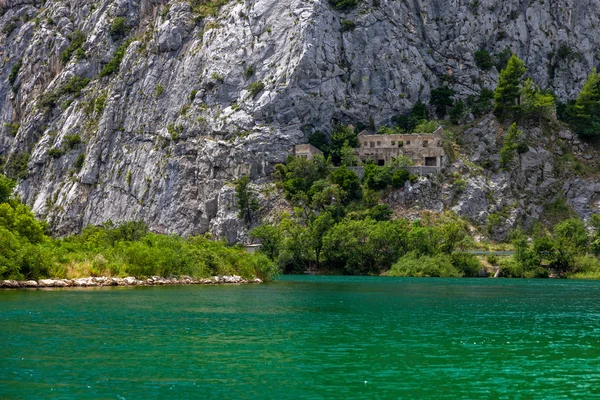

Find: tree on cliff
<box><xmin>235</xmin><ymin>175</ymin><xmax>260</xmax><ymax>226</ymax></box>
<box><xmin>520</xmin><ymin>78</ymin><xmax>555</xmax><ymax>122</ymax></box>
<box><xmin>494</xmin><ymin>55</ymin><xmax>527</xmax><ymax>120</ymax></box>
<box><xmin>0</xmin><ymin>174</ymin><xmax>15</xmax><ymax>203</ymax></box>
<box><xmin>571</xmin><ymin>68</ymin><xmax>600</xmax><ymax>138</ymax></box>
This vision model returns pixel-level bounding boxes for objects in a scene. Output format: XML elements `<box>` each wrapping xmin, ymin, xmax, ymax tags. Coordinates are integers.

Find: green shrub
<box><xmin>328</xmin><ymin>0</ymin><xmax>359</xmax><ymax>10</ymax></box>
<box><xmin>109</xmin><ymin>17</ymin><xmax>129</xmax><ymax>39</ymax></box>
<box><xmin>65</xmin><ymin>134</ymin><xmax>82</xmax><ymax>149</ymax></box>
<box><xmin>363</xmin><ymin>164</ymin><xmax>392</xmax><ymax>190</ymax></box>
<box><xmin>61</xmin><ymin>30</ymin><xmax>86</xmax><ymax>64</ymax></box>
<box><xmin>243</xmin><ymin>65</ymin><xmax>254</xmax><ymax>79</ymax></box>
<box><xmin>190</xmin><ymin>0</ymin><xmax>229</xmax><ymax>18</ymax></box>
<box><xmin>4</xmin><ymin>152</ymin><xmax>29</xmax><ymax>180</ymax></box>
<box><xmin>8</xmin><ymin>59</ymin><xmax>22</xmax><ymax>86</ymax></box>
<box><xmin>248</xmin><ymin>81</ymin><xmax>265</xmax><ymax>98</ymax></box>
<box><xmin>211</xmin><ymin>72</ymin><xmax>224</xmax><ymax>82</ymax></box>
<box><xmin>62</xmin><ymin>76</ymin><xmax>90</xmax><ymax>97</ymax></box>
<box><xmin>39</xmin><ymin>92</ymin><xmax>59</xmax><ymax>110</ymax></box>
<box><xmin>74</xmin><ymin>154</ymin><xmax>85</xmax><ymax>171</ymax></box>
<box><xmin>388</xmin><ymin>252</ymin><xmax>462</xmax><ymax>277</ymax></box>
<box><xmin>47</xmin><ymin>148</ymin><xmax>65</xmax><ymax>159</ymax></box>
<box><xmin>99</xmin><ymin>40</ymin><xmax>131</xmax><ymax>78</ymax></box>
<box><xmin>2</xmin><ymin>22</ymin><xmax>17</xmax><ymax>36</ymax></box>
<box><xmin>4</xmin><ymin>123</ymin><xmax>19</xmax><ymax>137</ymax></box>
<box><xmin>392</xmin><ymin>169</ymin><xmax>409</xmax><ymax>188</ymax></box>
<box><xmin>450</xmin><ymin>252</ymin><xmax>482</xmax><ymax>277</ymax></box>
<box><xmin>474</xmin><ymin>49</ymin><xmax>493</xmax><ymax>70</ymax></box>
<box><xmin>0</xmin><ymin>174</ymin><xmax>15</xmax><ymax>203</ymax></box>
<box><xmin>155</xmin><ymin>84</ymin><xmax>164</xmax><ymax>97</ymax></box>
<box><xmin>340</xmin><ymin>19</ymin><xmax>355</xmax><ymax>32</ymax></box>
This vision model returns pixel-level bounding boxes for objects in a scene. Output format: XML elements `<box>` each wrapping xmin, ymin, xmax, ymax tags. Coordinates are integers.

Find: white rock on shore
<box><xmin>0</xmin><ymin>276</ymin><xmax>263</xmax><ymax>289</ymax></box>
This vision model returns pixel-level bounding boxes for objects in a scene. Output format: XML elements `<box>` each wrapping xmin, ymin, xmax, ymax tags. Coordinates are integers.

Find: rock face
<box><xmin>1</xmin><ymin>0</ymin><xmax>599</xmax><ymax>238</ymax></box>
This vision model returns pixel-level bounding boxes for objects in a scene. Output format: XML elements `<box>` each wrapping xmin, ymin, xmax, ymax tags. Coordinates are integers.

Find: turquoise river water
<box><xmin>2</xmin><ymin>276</ymin><xmax>600</xmax><ymax>399</ymax></box>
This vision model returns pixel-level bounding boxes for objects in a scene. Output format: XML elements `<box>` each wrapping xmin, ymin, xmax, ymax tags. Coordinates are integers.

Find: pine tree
<box><xmin>235</xmin><ymin>175</ymin><xmax>260</xmax><ymax>226</ymax></box>
<box><xmin>494</xmin><ymin>55</ymin><xmax>527</xmax><ymax>119</ymax></box>
<box><xmin>520</xmin><ymin>78</ymin><xmax>555</xmax><ymax>122</ymax></box>
<box><xmin>500</xmin><ymin>123</ymin><xmax>523</xmax><ymax>169</ymax></box>
<box><xmin>571</xmin><ymin>68</ymin><xmax>600</xmax><ymax>138</ymax></box>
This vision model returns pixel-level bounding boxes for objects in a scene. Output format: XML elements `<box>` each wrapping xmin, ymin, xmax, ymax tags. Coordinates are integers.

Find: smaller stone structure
<box><xmin>294</xmin><ymin>144</ymin><xmax>323</xmax><ymax>160</ymax></box>
<box><xmin>355</xmin><ymin>127</ymin><xmax>446</xmax><ymax>169</ymax></box>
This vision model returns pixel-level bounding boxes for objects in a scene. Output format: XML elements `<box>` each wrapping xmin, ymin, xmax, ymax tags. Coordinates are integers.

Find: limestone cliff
<box><xmin>1</xmin><ymin>0</ymin><xmax>599</xmax><ymax>239</ymax></box>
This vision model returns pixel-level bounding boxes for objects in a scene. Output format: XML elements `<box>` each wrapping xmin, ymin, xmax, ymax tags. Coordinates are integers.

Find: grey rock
<box><xmin>1</xmin><ymin>0</ymin><xmax>599</xmax><ymax>241</ymax></box>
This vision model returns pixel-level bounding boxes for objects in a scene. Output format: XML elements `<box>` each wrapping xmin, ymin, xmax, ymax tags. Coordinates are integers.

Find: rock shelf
<box><xmin>0</xmin><ymin>276</ymin><xmax>262</xmax><ymax>289</ymax></box>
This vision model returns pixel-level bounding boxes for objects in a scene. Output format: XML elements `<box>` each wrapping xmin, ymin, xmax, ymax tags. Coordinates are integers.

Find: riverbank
<box><xmin>0</xmin><ymin>275</ymin><xmax>262</xmax><ymax>289</ymax></box>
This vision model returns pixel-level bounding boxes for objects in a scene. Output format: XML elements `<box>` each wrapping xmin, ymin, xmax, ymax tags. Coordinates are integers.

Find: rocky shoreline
<box><xmin>0</xmin><ymin>275</ymin><xmax>262</xmax><ymax>289</ymax></box>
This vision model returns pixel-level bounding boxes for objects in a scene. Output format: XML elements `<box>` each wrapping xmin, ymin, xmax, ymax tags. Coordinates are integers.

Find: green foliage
<box><xmin>47</xmin><ymin>148</ymin><xmax>65</xmax><ymax>159</ymax></box>
<box><xmin>62</xmin><ymin>76</ymin><xmax>90</xmax><ymax>97</ymax></box>
<box><xmin>211</xmin><ymin>72</ymin><xmax>224</xmax><ymax>82</ymax></box>
<box><xmin>466</xmin><ymin>88</ymin><xmax>494</xmax><ymax>117</ymax></box>
<box><xmin>391</xmin><ymin>101</ymin><xmax>429</xmax><ymax>132</ymax></box>
<box><xmin>155</xmin><ymin>84</ymin><xmax>165</xmax><ymax>97</ymax></box>
<box><xmin>2</xmin><ymin>22</ymin><xmax>17</xmax><ymax>36</ymax></box>
<box><xmin>248</xmin><ymin>81</ymin><xmax>265</xmax><ymax>98</ymax></box>
<box><xmin>65</xmin><ymin>134</ymin><xmax>82</xmax><ymax>150</ymax></box>
<box><xmin>449</xmin><ymin>100</ymin><xmax>466</xmax><ymax>124</ymax></box>
<box><xmin>0</xmin><ymin>174</ymin><xmax>15</xmax><ymax>203</ymax></box>
<box><xmin>8</xmin><ymin>59</ymin><xmax>22</xmax><ymax>86</ymax></box>
<box><xmin>329</xmin><ymin>124</ymin><xmax>358</xmax><ymax>165</ymax></box>
<box><xmin>190</xmin><ymin>0</ymin><xmax>229</xmax><ymax>18</ymax></box>
<box><xmin>61</xmin><ymin>30</ymin><xmax>86</xmax><ymax>64</ymax></box>
<box><xmin>499</xmin><ymin>123</ymin><xmax>523</xmax><ymax>169</ymax></box>
<box><xmin>330</xmin><ymin>166</ymin><xmax>362</xmax><ymax>202</ymax></box>
<box><xmin>363</xmin><ymin>164</ymin><xmax>392</xmax><ymax>190</ymax></box>
<box><xmin>0</xmin><ymin>184</ymin><xmax>277</xmax><ymax>281</ymax></box>
<box><xmin>5</xmin><ymin>122</ymin><xmax>19</xmax><ymax>137</ymax></box>
<box><xmin>308</xmin><ymin>131</ymin><xmax>329</xmax><ymax>154</ymax></box>
<box><xmin>413</xmin><ymin>120</ymin><xmax>439</xmax><ymax>133</ymax></box>
<box><xmin>328</xmin><ymin>0</ymin><xmax>359</xmax><ymax>10</ymax></box>
<box><xmin>109</xmin><ymin>17</ymin><xmax>129</xmax><ymax>40</ymax></box>
<box><xmin>235</xmin><ymin>176</ymin><xmax>260</xmax><ymax>226</ymax></box>
<box><xmin>74</xmin><ymin>154</ymin><xmax>85</xmax><ymax>171</ymax></box>
<box><xmin>243</xmin><ymin>65</ymin><xmax>254</xmax><ymax>79</ymax></box>
<box><xmin>429</xmin><ymin>87</ymin><xmax>455</xmax><ymax>118</ymax></box>
<box><xmin>388</xmin><ymin>252</ymin><xmax>462</xmax><ymax>277</ymax></box>
<box><xmin>475</xmin><ymin>49</ymin><xmax>493</xmax><ymax>71</ymax></box>
<box><xmin>494</xmin><ymin>48</ymin><xmax>513</xmax><ymax>71</ymax></box>
<box><xmin>323</xmin><ymin>219</ymin><xmax>408</xmax><ymax>275</ymax></box>
<box><xmin>520</xmin><ymin>78</ymin><xmax>555</xmax><ymax>122</ymax></box>
<box><xmin>4</xmin><ymin>152</ymin><xmax>29</xmax><ymax>180</ymax></box>
<box><xmin>570</xmin><ymin>69</ymin><xmax>600</xmax><ymax>138</ymax></box>
<box><xmin>340</xmin><ymin>19</ymin><xmax>355</xmax><ymax>32</ymax></box>
<box><xmin>494</xmin><ymin>54</ymin><xmax>527</xmax><ymax>120</ymax></box>
<box><xmin>392</xmin><ymin>169</ymin><xmax>409</xmax><ymax>188</ymax></box>
<box><xmin>340</xmin><ymin>142</ymin><xmax>358</xmax><ymax>166</ymax></box>
<box><xmin>99</xmin><ymin>40</ymin><xmax>131</xmax><ymax>78</ymax></box>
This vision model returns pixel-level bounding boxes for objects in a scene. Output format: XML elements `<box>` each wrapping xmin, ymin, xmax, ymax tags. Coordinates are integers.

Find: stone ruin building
<box><xmin>355</xmin><ymin>127</ymin><xmax>446</xmax><ymax>169</ymax></box>
<box><xmin>294</xmin><ymin>144</ymin><xmax>324</xmax><ymax>160</ymax></box>
<box><xmin>294</xmin><ymin>127</ymin><xmax>447</xmax><ymax>174</ymax></box>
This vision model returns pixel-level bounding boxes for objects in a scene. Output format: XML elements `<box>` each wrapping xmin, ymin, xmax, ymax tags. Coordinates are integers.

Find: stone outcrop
<box><xmin>0</xmin><ymin>275</ymin><xmax>262</xmax><ymax>289</ymax></box>
<box><xmin>1</xmin><ymin>0</ymin><xmax>599</xmax><ymax>239</ymax></box>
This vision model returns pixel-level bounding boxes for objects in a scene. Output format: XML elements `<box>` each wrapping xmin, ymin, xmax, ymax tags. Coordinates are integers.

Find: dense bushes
<box><xmin>253</xmin><ymin>155</ymin><xmax>472</xmax><ymax>275</ymax></box>
<box><xmin>0</xmin><ymin>174</ymin><xmax>277</xmax><ymax>281</ymax></box>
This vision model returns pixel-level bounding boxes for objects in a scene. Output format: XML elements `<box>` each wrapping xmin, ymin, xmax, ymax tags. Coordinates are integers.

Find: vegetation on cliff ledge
<box><xmin>0</xmin><ymin>174</ymin><xmax>277</xmax><ymax>282</ymax></box>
